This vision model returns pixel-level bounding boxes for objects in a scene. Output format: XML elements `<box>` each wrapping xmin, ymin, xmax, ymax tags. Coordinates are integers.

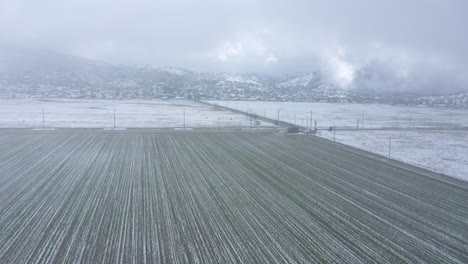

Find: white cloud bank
<box><xmin>1</xmin><ymin>0</ymin><xmax>467</xmax><ymax>93</ymax></box>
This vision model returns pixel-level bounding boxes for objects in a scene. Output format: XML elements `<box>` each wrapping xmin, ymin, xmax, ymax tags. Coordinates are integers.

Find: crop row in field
<box><xmin>0</xmin><ymin>131</ymin><xmax>466</xmax><ymax>263</ymax></box>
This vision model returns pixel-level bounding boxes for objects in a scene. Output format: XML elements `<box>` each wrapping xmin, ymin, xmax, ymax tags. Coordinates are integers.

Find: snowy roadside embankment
<box><xmin>208</xmin><ymin>100</ymin><xmax>468</xmax><ymax>129</ymax></box>
<box><xmin>319</xmin><ymin>129</ymin><xmax>468</xmax><ymax>182</ymax></box>
<box><xmin>209</xmin><ymin>100</ymin><xmax>468</xmax><ymax>181</ymax></box>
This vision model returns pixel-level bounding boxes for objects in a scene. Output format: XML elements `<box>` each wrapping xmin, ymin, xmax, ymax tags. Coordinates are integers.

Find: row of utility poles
<box><xmin>262</xmin><ymin>107</ymin><xmax>397</xmax><ymax>160</ymax></box>
<box><xmin>39</xmin><ymin>107</ymin><xmax>115</xmax><ymax>128</ymax></box>
<box><xmin>34</xmin><ymin>106</ymin><xmax>454</xmax><ymax>132</ymax></box>
<box><xmin>276</xmin><ymin>109</ymin><xmax>318</xmax><ymax>130</ymax></box>
<box><xmin>271</xmin><ymin>109</ymin><xmax>367</xmax><ymax>131</ymax></box>
<box><xmin>249</xmin><ymin>107</ymin><xmax>395</xmax><ymax>159</ymax></box>
<box><xmin>38</xmin><ymin>107</ymin><xmax>191</xmax><ymax>128</ymax></box>
<box><xmin>238</xmin><ymin>103</ymin><xmax>455</xmax><ymax>131</ymax></box>
<box><xmin>261</xmin><ymin>109</ymin><xmax>458</xmax><ymax>130</ymax></box>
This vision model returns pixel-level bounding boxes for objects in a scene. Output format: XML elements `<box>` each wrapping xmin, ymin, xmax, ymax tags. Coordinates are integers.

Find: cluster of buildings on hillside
<box><xmin>1</xmin><ymin>82</ymin><xmax>467</xmax><ymax>107</ymax></box>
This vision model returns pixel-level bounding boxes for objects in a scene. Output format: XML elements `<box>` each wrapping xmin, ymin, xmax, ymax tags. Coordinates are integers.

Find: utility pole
<box><xmin>42</xmin><ymin>107</ymin><xmax>45</xmax><ymax>128</ymax></box>
<box><xmin>314</xmin><ymin>120</ymin><xmax>317</xmax><ymax>131</ymax></box>
<box><xmin>333</xmin><ymin>121</ymin><xmax>336</xmax><ymax>141</ymax></box>
<box><xmin>310</xmin><ymin>109</ymin><xmax>313</xmax><ymax>130</ymax></box>
<box><xmin>409</xmin><ymin>113</ymin><xmax>412</xmax><ymax>129</ymax></box>
<box><xmin>362</xmin><ymin>112</ymin><xmax>365</xmax><ymax>129</ymax></box>
<box><xmin>388</xmin><ymin>137</ymin><xmax>392</xmax><ymax>159</ymax></box>
<box><xmin>113</xmin><ymin>107</ymin><xmax>116</xmax><ymax>128</ymax></box>
<box><xmin>277</xmin><ymin>109</ymin><xmax>280</xmax><ymax>126</ymax></box>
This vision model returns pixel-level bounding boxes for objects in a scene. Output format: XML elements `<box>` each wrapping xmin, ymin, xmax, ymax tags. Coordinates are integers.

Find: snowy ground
<box><xmin>208</xmin><ymin>100</ymin><xmax>468</xmax><ymax>129</ymax></box>
<box><xmin>1</xmin><ymin>131</ymin><xmax>466</xmax><ymax>263</ymax></box>
<box><xmin>0</xmin><ymin>99</ymin><xmax>271</xmax><ymax>128</ymax></box>
<box><xmin>2</xmin><ymin>99</ymin><xmax>467</xmax><ymax>180</ymax></box>
<box><xmin>319</xmin><ymin>129</ymin><xmax>468</xmax><ymax>182</ymax></box>
<box><xmin>209</xmin><ymin>101</ymin><xmax>468</xmax><ymax>181</ymax></box>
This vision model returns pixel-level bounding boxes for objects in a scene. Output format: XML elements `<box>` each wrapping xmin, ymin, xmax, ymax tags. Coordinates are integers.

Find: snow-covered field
<box><xmin>2</xmin><ymin>99</ymin><xmax>467</xmax><ymax>180</ymax></box>
<box><xmin>209</xmin><ymin>101</ymin><xmax>468</xmax><ymax>181</ymax></box>
<box><xmin>319</xmin><ymin>130</ymin><xmax>468</xmax><ymax>181</ymax></box>
<box><xmin>0</xmin><ymin>99</ymin><xmax>270</xmax><ymax>128</ymax></box>
<box><xmin>208</xmin><ymin>100</ymin><xmax>468</xmax><ymax>128</ymax></box>
<box><xmin>1</xmin><ymin>131</ymin><xmax>466</xmax><ymax>263</ymax></box>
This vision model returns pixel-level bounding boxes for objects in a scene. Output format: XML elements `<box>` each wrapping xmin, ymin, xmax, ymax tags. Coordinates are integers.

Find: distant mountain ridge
<box><xmin>0</xmin><ymin>48</ymin><xmax>466</xmax><ymax>107</ymax></box>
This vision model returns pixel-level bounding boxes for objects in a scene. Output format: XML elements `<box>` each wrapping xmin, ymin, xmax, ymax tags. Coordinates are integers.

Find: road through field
<box><xmin>0</xmin><ymin>131</ymin><xmax>466</xmax><ymax>263</ymax></box>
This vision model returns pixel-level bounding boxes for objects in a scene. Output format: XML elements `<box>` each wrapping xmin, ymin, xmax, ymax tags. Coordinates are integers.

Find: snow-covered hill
<box><xmin>0</xmin><ymin>48</ymin><xmax>466</xmax><ymax>106</ymax></box>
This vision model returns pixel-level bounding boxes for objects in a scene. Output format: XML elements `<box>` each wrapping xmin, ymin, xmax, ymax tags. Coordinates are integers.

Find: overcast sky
<box><xmin>1</xmin><ymin>0</ymin><xmax>467</xmax><ymax>92</ymax></box>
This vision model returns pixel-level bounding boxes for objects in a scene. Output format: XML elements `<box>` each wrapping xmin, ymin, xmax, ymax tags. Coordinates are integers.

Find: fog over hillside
<box><xmin>1</xmin><ymin>47</ymin><xmax>467</xmax><ymax>107</ymax></box>
<box><xmin>1</xmin><ymin>0</ymin><xmax>467</xmax><ymax>95</ymax></box>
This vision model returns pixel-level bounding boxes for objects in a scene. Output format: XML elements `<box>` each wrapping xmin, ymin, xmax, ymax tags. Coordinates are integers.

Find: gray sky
<box><xmin>1</xmin><ymin>0</ymin><xmax>467</xmax><ymax>92</ymax></box>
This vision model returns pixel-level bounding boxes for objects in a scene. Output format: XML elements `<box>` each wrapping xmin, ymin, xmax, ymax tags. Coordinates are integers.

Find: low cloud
<box><xmin>211</xmin><ymin>30</ymin><xmax>279</xmax><ymax>71</ymax></box>
<box><xmin>0</xmin><ymin>0</ymin><xmax>467</xmax><ymax>93</ymax></box>
<box><xmin>318</xmin><ymin>45</ymin><xmax>356</xmax><ymax>89</ymax></box>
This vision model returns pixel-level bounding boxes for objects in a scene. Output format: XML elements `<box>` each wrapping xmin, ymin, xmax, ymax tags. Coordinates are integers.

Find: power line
<box><xmin>362</xmin><ymin>112</ymin><xmax>365</xmax><ymax>129</ymax></box>
<box><xmin>310</xmin><ymin>109</ymin><xmax>313</xmax><ymax>130</ymax></box>
<box><xmin>277</xmin><ymin>109</ymin><xmax>280</xmax><ymax>126</ymax></box>
<box><xmin>333</xmin><ymin>121</ymin><xmax>336</xmax><ymax>141</ymax></box>
<box><xmin>388</xmin><ymin>137</ymin><xmax>392</xmax><ymax>159</ymax></box>
<box><xmin>409</xmin><ymin>113</ymin><xmax>412</xmax><ymax>129</ymax></box>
